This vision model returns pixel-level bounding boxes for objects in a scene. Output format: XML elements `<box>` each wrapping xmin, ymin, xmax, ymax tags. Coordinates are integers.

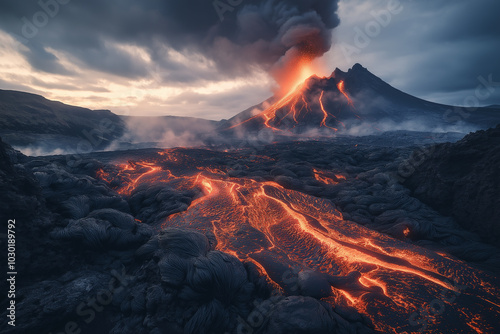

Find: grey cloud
<box><xmin>0</xmin><ymin>78</ymin><xmax>43</xmax><ymax>95</ymax></box>
<box><xmin>333</xmin><ymin>0</ymin><xmax>500</xmax><ymax>106</ymax></box>
<box><xmin>29</xmin><ymin>78</ymin><xmax>110</xmax><ymax>92</ymax></box>
<box><xmin>20</xmin><ymin>42</ymin><xmax>72</xmax><ymax>75</ymax></box>
<box><xmin>0</xmin><ymin>0</ymin><xmax>340</xmax><ymax>84</ymax></box>
<box><xmin>2</xmin><ymin>0</ymin><xmax>499</xmax><ymax>111</ymax></box>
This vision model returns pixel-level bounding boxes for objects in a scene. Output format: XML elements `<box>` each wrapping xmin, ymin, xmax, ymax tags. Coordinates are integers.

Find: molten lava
<box><xmin>337</xmin><ymin>80</ymin><xmax>354</xmax><ymax>107</ymax></box>
<box><xmin>313</xmin><ymin>168</ymin><xmax>346</xmax><ymax>185</ymax></box>
<box><xmin>97</xmin><ymin>149</ymin><xmax>500</xmax><ymax>333</ymax></box>
<box><xmin>229</xmin><ymin>84</ymin><xmax>343</xmax><ymax>133</ymax></box>
<box><xmin>228</xmin><ymin>63</ymin><xmax>368</xmax><ymax>133</ymax></box>
<box><xmin>337</xmin><ymin>80</ymin><xmax>363</xmax><ymax>121</ymax></box>
<box><xmin>272</xmin><ymin>53</ymin><xmax>320</xmax><ymax>99</ymax></box>
<box><xmin>319</xmin><ymin>91</ymin><xmax>337</xmax><ymax>131</ymax></box>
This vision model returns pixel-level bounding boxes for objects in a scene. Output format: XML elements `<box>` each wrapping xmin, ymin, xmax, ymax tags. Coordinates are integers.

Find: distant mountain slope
<box><xmin>221</xmin><ymin>64</ymin><xmax>500</xmax><ymax>135</ymax></box>
<box><xmin>0</xmin><ymin>89</ymin><xmax>125</xmax><ymax>150</ymax></box>
<box><xmin>0</xmin><ymin>90</ymin><xmax>217</xmax><ymax>154</ymax></box>
<box><xmin>2</xmin><ymin>64</ymin><xmax>499</xmax><ymax>154</ymax></box>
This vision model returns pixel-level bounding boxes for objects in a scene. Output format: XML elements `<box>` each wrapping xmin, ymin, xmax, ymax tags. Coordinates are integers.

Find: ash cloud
<box><xmin>0</xmin><ymin>0</ymin><xmax>340</xmax><ymax>85</ymax></box>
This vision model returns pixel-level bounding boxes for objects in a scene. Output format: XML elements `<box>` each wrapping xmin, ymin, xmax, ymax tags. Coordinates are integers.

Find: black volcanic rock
<box><xmin>404</xmin><ymin>125</ymin><xmax>500</xmax><ymax>246</ymax></box>
<box><xmin>1</xmin><ymin>138</ymin><xmax>379</xmax><ymax>334</ymax></box>
<box><xmin>0</xmin><ymin>137</ymin><xmax>57</xmax><ymax>277</ymax></box>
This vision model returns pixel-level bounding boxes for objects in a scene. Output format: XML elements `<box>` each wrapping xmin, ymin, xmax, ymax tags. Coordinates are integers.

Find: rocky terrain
<box><xmin>0</xmin><ymin>138</ymin><xmax>376</xmax><ymax>334</ymax></box>
<box><xmin>1</xmin><ymin>128</ymin><xmax>499</xmax><ymax>333</ymax></box>
<box><xmin>405</xmin><ymin>124</ymin><xmax>500</xmax><ymax>247</ymax></box>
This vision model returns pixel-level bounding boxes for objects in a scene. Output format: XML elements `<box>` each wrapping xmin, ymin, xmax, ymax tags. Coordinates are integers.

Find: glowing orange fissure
<box><xmin>337</xmin><ymin>80</ymin><xmax>353</xmax><ymax>106</ymax></box>
<box><xmin>97</xmin><ymin>151</ymin><xmax>500</xmax><ymax>333</ymax></box>
<box><xmin>337</xmin><ymin>80</ymin><xmax>362</xmax><ymax>121</ymax></box>
<box><xmin>230</xmin><ymin>71</ymin><xmax>363</xmax><ymax>132</ymax></box>
<box><xmin>313</xmin><ymin>168</ymin><xmax>347</xmax><ymax>185</ymax></box>
<box><xmin>230</xmin><ymin>61</ymin><xmax>341</xmax><ymax>132</ymax></box>
<box><xmin>230</xmin><ymin>85</ymin><xmax>342</xmax><ymax>132</ymax></box>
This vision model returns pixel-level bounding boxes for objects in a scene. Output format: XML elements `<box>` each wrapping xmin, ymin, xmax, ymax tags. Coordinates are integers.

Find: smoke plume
<box><xmin>0</xmin><ymin>0</ymin><xmax>340</xmax><ymax>89</ymax></box>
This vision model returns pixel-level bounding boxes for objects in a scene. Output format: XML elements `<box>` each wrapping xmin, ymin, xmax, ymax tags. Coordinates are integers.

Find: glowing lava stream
<box><xmin>229</xmin><ymin>81</ymin><xmax>342</xmax><ymax>132</ymax></box>
<box><xmin>337</xmin><ymin>80</ymin><xmax>363</xmax><ymax>121</ymax></box>
<box><xmin>100</xmin><ymin>156</ymin><xmax>500</xmax><ymax>333</ymax></box>
<box><xmin>160</xmin><ymin>175</ymin><xmax>500</xmax><ymax>332</ymax></box>
<box><xmin>337</xmin><ymin>80</ymin><xmax>354</xmax><ymax>107</ymax></box>
<box><xmin>228</xmin><ymin>83</ymin><xmax>308</xmax><ymax>132</ymax></box>
<box><xmin>319</xmin><ymin>91</ymin><xmax>337</xmax><ymax>131</ymax></box>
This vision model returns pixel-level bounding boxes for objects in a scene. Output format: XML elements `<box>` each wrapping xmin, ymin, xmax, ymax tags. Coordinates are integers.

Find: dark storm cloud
<box><xmin>0</xmin><ymin>0</ymin><xmax>340</xmax><ymax>83</ymax></box>
<box><xmin>20</xmin><ymin>41</ymin><xmax>73</xmax><ymax>75</ymax></box>
<box><xmin>2</xmin><ymin>0</ymin><xmax>498</xmax><ymax>109</ymax></box>
<box><xmin>333</xmin><ymin>0</ymin><xmax>500</xmax><ymax>106</ymax></box>
<box><xmin>395</xmin><ymin>0</ymin><xmax>500</xmax><ymax>97</ymax></box>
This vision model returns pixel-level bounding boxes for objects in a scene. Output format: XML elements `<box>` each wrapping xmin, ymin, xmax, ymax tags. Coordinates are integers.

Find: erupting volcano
<box><xmin>3</xmin><ymin>61</ymin><xmax>500</xmax><ymax>334</ymax></box>
<box><xmin>221</xmin><ymin>62</ymin><xmax>499</xmax><ymax>139</ymax></box>
<box><xmin>86</xmin><ymin>59</ymin><xmax>500</xmax><ymax>333</ymax></box>
<box><xmin>226</xmin><ymin>56</ymin><xmax>342</xmax><ymax>133</ymax></box>
<box><xmin>2</xmin><ymin>1</ymin><xmax>500</xmax><ymax>334</ymax></box>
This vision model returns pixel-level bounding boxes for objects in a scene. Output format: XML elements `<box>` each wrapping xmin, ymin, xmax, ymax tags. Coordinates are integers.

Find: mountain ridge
<box><xmin>1</xmin><ymin>63</ymin><xmax>500</xmax><ymax>154</ymax></box>
<box><xmin>221</xmin><ymin>63</ymin><xmax>499</xmax><ymax>135</ymax></box>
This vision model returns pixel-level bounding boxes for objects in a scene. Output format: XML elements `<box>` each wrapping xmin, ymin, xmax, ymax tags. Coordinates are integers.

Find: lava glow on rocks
<box><xmin>227</xmin><ymin>58</ymin><xmax>364</xmax><ymax>134</ymax></box>
<box><xmin>97</xmin><ymin>149</ymin><xmax>500</xmax><ymax>333</ymax></box>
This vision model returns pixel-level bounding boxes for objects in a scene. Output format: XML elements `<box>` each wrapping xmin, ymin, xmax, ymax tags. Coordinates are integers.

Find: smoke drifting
<box><xmin>224</xmin><ymin>0</ymin><xmax>341</xmax><ymax>95</ymax></box>
<box><xmin>113</xmin><ymin>116</ymin><xmax>217</xmax><ymax>149</ymax></box>
<box><xmin>0</xmin><ymin>0</ymin><xmax>340</xmax><ymax>88</ymax></box>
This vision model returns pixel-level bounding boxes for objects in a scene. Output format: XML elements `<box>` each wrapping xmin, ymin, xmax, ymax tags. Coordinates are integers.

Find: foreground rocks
<box><xmin>0</xmin><ymin>138</ymin><xmax>375</xmax><ymax>333</ymax></box>
<box><xmin>2</xmin><ymin>127</ymin><xmax>499</xmax><ymax>333</ymax></box>
<box><xmin>404</xmin><ymin>124</ymin><xmax>500</xmax><ymax>247</ymax></box>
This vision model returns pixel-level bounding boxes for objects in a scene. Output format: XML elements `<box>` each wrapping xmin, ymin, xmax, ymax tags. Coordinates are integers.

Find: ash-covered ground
<box><xmin>1</xmin><ymin>129</ymin><xmax>499</xmax><ymax>334</ymax></box>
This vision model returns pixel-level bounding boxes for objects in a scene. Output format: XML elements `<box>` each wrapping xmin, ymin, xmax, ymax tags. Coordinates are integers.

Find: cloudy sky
<box><xmin>0</xmin><ymin>0</ymin><xmax>499</xmax><ymax>120</ymax></box>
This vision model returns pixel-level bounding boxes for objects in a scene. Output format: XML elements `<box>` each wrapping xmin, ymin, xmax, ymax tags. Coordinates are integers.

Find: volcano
<box><xmin>2</xmin><ymin>64</ymin><xmax>499</xmax><ymax>154</ymax></box>
<box><xmin>2</xmin><ymin>64</ymin><xmax>500</xmax><ymax>334</ymax></box>
<box><xmin>221</xmin><ymin>64</ymin><xmax>499</xmax><ymax>136</ymax></box>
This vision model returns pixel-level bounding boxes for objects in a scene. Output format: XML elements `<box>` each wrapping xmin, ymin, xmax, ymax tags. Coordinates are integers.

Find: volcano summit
<box><xmin>222</xmin><ymin>64</ymin><xmax>498</xmax><ymax>138</ymax></box>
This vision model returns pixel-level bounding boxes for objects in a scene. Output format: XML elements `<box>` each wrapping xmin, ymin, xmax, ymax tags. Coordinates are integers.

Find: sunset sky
<box><xmin>0</xmin><ymin>0</ymin><xmax>499</xmax><ymax>120</ymax></box>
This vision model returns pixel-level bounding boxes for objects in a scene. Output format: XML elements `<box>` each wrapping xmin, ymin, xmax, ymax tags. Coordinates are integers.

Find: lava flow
<box><xmin>98</xmin><ymin>149</ymin><xmax>500</xmax><ymax>333</ymax></box>
<box><xmin>229</xmin><ymin>83</ymin><xmax>347</xmax><ymax>133</ymax></box>
<box><xmin>228</xmin><ymin>58</ymin><xmax>346</xmax><ymax>133</ymax></box>
<box><xmin>228</xmin><ymin>73</ymin><xmax>367</xmax><ymax>133</ymax></box>
<box><xmin>337</xmin><ymin>80</ymin><xmax>354</xmax><ymax>107</ymax></box>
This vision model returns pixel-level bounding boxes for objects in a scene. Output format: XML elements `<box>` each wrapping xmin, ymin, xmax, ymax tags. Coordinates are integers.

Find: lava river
<box><xmin>98</xmin><ymin>150</ymin><xmax>500</xmax><ymax>333</ymax></box>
